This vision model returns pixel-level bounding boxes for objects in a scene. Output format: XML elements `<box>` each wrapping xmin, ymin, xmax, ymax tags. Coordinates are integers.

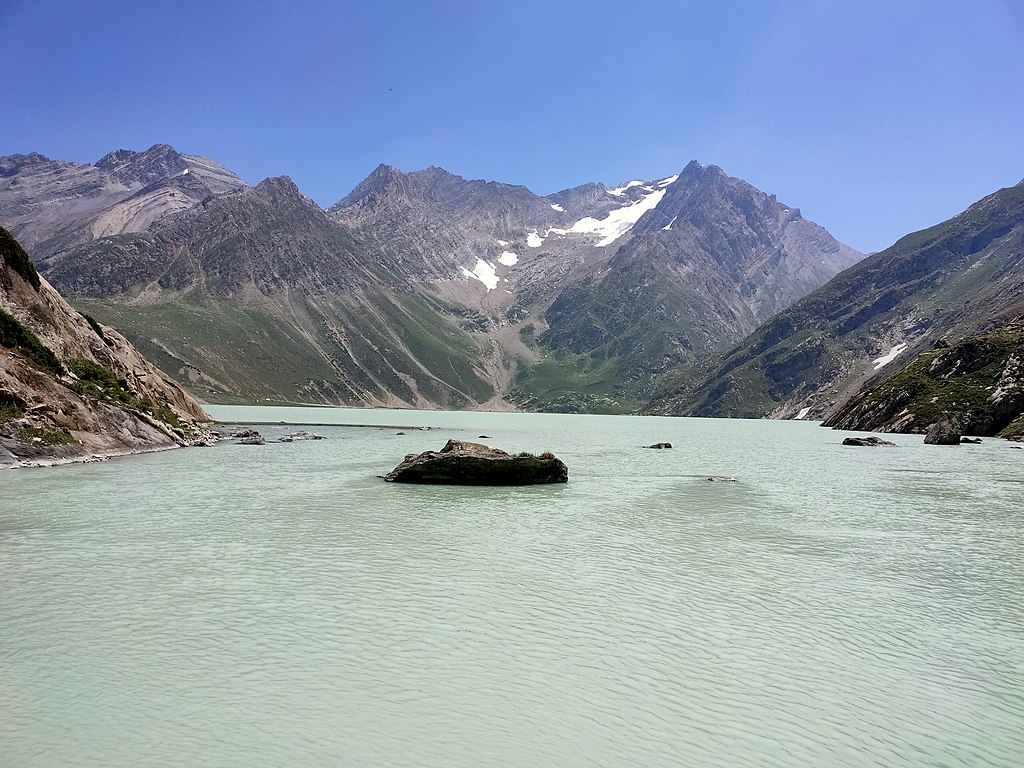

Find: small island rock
<box><xmin>924</xmin><ymin>416</ymin><xmax>961</xmax><ymax>445</ymax></box>
<box><xmin>645</xmin><ymin>442</ymin><xmax>673</xmax><ymax>449</ymax></box>
<box><xmin>384</xmin><ymin>439</ymin><xmax>568</xmax><ymax>485</ymax></box>
<box><xmin>842</xmin><ymin>436</ymin><xmax>896</xmax><ymax>447</ymax></box>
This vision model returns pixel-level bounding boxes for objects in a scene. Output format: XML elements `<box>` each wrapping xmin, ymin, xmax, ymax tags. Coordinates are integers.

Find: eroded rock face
<box><xmin>1</xmin><ymin>227</ymin><xmax>211</xmax><ymax>468</ymax></box>
<box><xmin>384</xmin><ymin>439</ymin><xmax>568</xmax><ymax>485</ymax></box>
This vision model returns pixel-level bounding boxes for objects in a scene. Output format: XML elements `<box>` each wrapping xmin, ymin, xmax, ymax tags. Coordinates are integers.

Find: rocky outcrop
<box><xmin>824</xmin><ymin>320</ymin><xmax>1024</xmax><ymax>439</ymax></box>
<box><xmin>645</xmin><ymin>442</ymin><xmax>673</xmax><ymax>449</ymax></box>
<box><xmin>1</xmin><ymin>227</ymin><xmax>211</xmax><ymax>468</ymax></box>
<box><xmin>924</xmin><ymin>415</ymin><xmax>961</xmax><ymax>445</ymax></box>
<box><xmin>384</xmin><ymin>439</ymin><xmax>568</xmax><ymax>485</ymax></box>
<box><xmin>842</xmin><ymin>436</ymin><xmax>896</xmax><ymax>447</ymax></box>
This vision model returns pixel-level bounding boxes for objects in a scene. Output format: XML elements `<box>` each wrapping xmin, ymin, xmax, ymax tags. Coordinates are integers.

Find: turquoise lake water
<box><xmin>2</xmin><ymin>407</ymin><xmax>1022</xmax><ymax>767</ymax></box>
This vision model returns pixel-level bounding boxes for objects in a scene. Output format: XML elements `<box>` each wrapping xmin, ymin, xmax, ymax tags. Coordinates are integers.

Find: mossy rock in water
<box><xmin>385</xmin><ymin>439</ymin><xmax>568</xmax><ymax>485</ymax></box>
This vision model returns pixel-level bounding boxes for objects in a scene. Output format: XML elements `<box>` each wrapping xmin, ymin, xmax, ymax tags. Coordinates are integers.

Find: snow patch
<box><xmin>795</xmin><ymin>406</ymin><xmax>812</xmax><ymax>420</ymax></box>
<box><xmin>657</xmin><ymin>174</ymin><xmax>679</xmax><ymax>187</ymax></box>
<box><xmin>496</xmin><ymin>239</ymin><xmax>509</xmax><ymax>246</ymax></box>
<box><xmin>461</xmin><ymin>259</ymin><xmax>499</xmax><ymax>291</ymax></box>
<box><xmin>567</xmin><ymin>186</ymin><xmax>666</xmax><ymax>246</ymax></box>
<box><xmin>872</xmin><ymin>343</ymin><xmax>909</xmax><ymax>371</ymax></box>
<box><xmin>498</xmin><ymin>251</ymin><xmax>519</xmax><ymax>266</ymax></box>
<box><xmin>662</xmin><ymin>214</ymin><xmax>678</xmax><ymax>231</ymax></box>
<box><xmin>526</xmin><ymin>231</ymin><xmax>544</xmax><ymax>248</ymax></box>
<box><xmin>607</xmin><ymin>180</ymin><xmax>643</xmax><ymax>196</ymax></box>
<box><xmin>181</xmin><ymin>168</ymin><xmax>190</xmax><ymax>175</ymax></box>
<box><xmin>550</xmin><ymin>203</ymin><xmax>564</xmax><ymax>212</ymax></box>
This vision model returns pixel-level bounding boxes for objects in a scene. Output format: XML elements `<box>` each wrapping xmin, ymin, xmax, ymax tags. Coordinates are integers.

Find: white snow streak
<box><xmin>657</xmin><ymin>174</ymin><xmax>678</xmax><ymax>187</ymax></box>
<box><xmin>461</xmin><ymin>259</ymin><xmax>499</xmax><ymax>291</ymax></box>
<box><xmin>795</xmin><ymin>406</ymin><xmax>812</xmax><ymax>420</ymax></box>
<box><xmin>498</xmin><ymin>251</ymin><xmax>519</xmax><ymax>266</ymax></box>
<box><xmin>607</xmin><ymin>180</ymin><xmax>643</xmax><ymax>196</ymax></box>
<box><xmin>662</xmin><ymin>214</ymin><xmax>678</xmax><ymax>231</ymax></box>
<box><xmin>526</xmin><ymin>231</ymin><xmax>544</xmax><ymax>248</ymax></box>
<box><xmin>550</xmin><ymin>203</ymin><xmax>565</xmax><ymax>212</ymax></box>
<box><xmin>496</xmin><ymin>239</ymin><xmax>509</xmax><ymax>246</ymax></box>
<box><xmin>181</xmin><ymin>168</ymin><xmax>190</xmax><ymax>175</ymax></box>
<box><xmin>872</xmin><ymin>343</ymin><xmax>909</xmax><ymax>371</ymax></box>
<box><xmin>568</xmin><ymin>186</ymin><xmax>666</xmax><ymax>246</ymax></box>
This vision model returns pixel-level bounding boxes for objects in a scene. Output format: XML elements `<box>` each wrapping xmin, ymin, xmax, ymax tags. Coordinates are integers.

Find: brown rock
<box><xmin>384</xmin><ymin>439</ymin><xmax>568</xmax><ymax>485</ymax></box>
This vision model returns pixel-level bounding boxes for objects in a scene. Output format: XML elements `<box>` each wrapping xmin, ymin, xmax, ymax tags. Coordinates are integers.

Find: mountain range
<box><xmin>0</xmin><ymin>145</ymin><xmax>862</xmax><ymax>412</ymax></box>
<box><xmin>648</xmin><ymin>180</ymin><xmax>1024</xmax><ymax>438</ymax></box>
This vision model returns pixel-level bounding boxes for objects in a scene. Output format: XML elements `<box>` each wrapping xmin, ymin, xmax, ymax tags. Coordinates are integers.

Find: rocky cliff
<box><xmin>0</xmin><ymin>227</ymin><xmax>211</xmax><ymax>468</ymax></box>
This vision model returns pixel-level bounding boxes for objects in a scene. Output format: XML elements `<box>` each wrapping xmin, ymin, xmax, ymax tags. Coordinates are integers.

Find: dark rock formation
<box><xmin>924</xmin><ymin>416</ymin><xmax>961</xmax><ymax>445</ymax></box>
<box><xmin>645</xmin><ymin>442</ymin><xmax>673</xmax><ymax>449</ymax></box>
<box><xmin>842</xmin><ymin>436</ymin><xmax>897</xmax><ymax>447</ymax></box>
<box><xmin>384</xmin><ymin>439</ymin><xmax>568</xmax><ymax>485</ymax></box>
<box><xmin>961</xmin><ymin>437</ymin><xmax>982</xmax><ymax>444</ymax></box>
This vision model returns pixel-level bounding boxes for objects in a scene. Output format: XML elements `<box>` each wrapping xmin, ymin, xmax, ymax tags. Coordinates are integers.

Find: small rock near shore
<box><xmin>645</xmin><ymin>442</ymin><xmax>673</xmax><ymax>449</ymax></box>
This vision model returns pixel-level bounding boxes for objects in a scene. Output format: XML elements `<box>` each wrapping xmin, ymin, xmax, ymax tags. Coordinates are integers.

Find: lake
<box><xmin>1</xmin><ymin>407</ymin><xmax>1022</xmax><ymax>767</ymax></box>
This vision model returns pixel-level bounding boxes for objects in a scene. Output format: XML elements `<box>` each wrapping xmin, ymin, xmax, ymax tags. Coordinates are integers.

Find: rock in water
<box><xmin>645</xmin><ymin>442</ymin><xmax>673</xmax><ymax>449</ymax></box>
<box><xmin>924</xmin><ymin>416</ymin><xmax>961</xmax><ymax>445</ymax></box>
<box><xmin>842</xmin><ymin>436</ymin><xmax>897</xmax><ymax>447</ymax></box>
<box><xmin>960</xmin><ymin>437</ymin><xmax>982</xmax><ymax>444</ymax></box>
<box><xmin>384</xmin><ymin>439</ymin><xmax>568</xmax><ymax>485</ymax></box>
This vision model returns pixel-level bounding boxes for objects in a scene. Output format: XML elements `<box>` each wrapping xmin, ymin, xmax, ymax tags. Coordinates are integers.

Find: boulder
<box><xmin>237</xmin><ymin>433</ymin><xmax>265</xmax><ymax>445</ymax></box>
<box><xmin>645</xmin><ymin>442</ymin><xmax>673</xmax><ymax>449</ymax></box>
<box><xmin>384</xmin><ymin>439</ymin><xmax>568</xmax><ymax>485</ymax></box>
<box><xmin>924</xmin><ymin>416</ymin><xmax>961</xmax><ymax>445</ymax></box>
<box><xmin>842</xmin><ymin>436</ymin><xmax>896</xmax><ymax>447</ymax></box>
<box><xmin>960</xmin><ymin>437</ymin><xmax>982</xmax><ymax>444</ymax></box>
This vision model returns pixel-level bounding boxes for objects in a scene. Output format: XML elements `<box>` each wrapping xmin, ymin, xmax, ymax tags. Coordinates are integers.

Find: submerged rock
<box><xmin>278</xmin><ymin>430</ymin><xmax>325</xmax><ymax>442</ymax></box>
<box><xmin>384</xmin><ymin>439</ymin><xmax>568</xmax><ymax>485</ymax></box>
<box><xmin>707</xmin><ymin>476</ymin><xmax>737</xmax><ymax>482</ymax></box>
<box><xmin>645</xmin><ymin>442</ymin><xmax>673</xmax><ymax>449</ymax></box>
<box><xmin>960</xmin><ymin>437</ymin><xmax>983</xmax><ymax>444</ymax></box>
<box><xmin>842</xmin><ymin>436</ymin><xmax>896</xmax><ymax>447</ymax></box>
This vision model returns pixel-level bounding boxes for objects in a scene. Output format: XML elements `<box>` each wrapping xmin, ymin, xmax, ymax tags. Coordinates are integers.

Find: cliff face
<box><xmin>0</xmin><ymin>228</ymin><xmax>210</xmax><ymax>468</ymax></box>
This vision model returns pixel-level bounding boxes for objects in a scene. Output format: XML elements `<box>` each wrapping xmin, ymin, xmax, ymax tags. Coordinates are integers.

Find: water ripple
<box><xmin>1</xmin><ymin>412</ymin><xmax>1022</xmax><ymax>767</ymax></box>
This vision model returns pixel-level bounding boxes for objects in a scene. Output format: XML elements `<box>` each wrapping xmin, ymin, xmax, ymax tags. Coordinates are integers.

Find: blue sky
<box><xmin>2</xmin><ymin>0</ymin><xmax>1022</xmax><ymax>253</ymax></box>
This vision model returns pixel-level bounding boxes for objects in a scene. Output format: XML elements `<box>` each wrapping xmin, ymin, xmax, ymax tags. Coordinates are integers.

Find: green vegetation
<box><xmin>16</xmin><ymin>425</ymin><xmax>73</xmax><ymax>446</ymax></box>
<box><xmin>0</xmin><ymin>227</ymin><xmax>42</xmax><ymax>290</ymax></box>
<box><xmin>0</xmin><ymin>308</ymin><xmax>63</xmax><ymax>375</ymax></box>
<box><xmin>80</xmin><ymin>312</ymin><xmax>110</xmax><ymax>344</ymax></box>
<box><xmin>0</xmin><ymin>393</ymin><xmax>23</xmax><ymax>423</ymax></box>
<box><xmin>66</xmin><ymin>357</ymin><xmax>181</xmax><ymax>428</ymax></box>
<box><xmin>68</xmin><ymin>357</ymin><xmax>136</xmax><ymax>406</ymax></box>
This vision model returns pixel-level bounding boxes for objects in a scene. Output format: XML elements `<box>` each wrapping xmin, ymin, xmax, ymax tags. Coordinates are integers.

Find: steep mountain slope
<box><xmin>0</xmin><ymin>228</ymin><xmax>210</xmax><ymax>468</ymax></box>
<box><xmin>43</xmin><ymin>177</ymin><xmax>497</xmax><ymax>408</ymax></box>
<box><xmin>0</xmin><ymin>144</ymin><xmax>245</xmax><ymax>258</ymax></box>
<box><xmin>648</xmin><ymin>181</ymin><xmax>1024</xmax><ymax>420</ymax></box>
<box><xmin>1</xmin><ymin>146</ymin><xmax>862</xmax><ymax>411</ymax></box>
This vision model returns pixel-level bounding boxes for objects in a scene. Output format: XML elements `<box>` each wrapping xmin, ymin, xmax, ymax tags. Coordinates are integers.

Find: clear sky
<box><xmin>2</xmin><ymin>0</ymin><xmax>1022</xmax><ymax>253</ymax></box>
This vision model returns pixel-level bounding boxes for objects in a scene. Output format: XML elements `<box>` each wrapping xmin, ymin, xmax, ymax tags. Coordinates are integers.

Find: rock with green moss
<box><xmin>385</xmin><ymin>439</ymin><xmax>568</xmax><ymax>485</ymax></box>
